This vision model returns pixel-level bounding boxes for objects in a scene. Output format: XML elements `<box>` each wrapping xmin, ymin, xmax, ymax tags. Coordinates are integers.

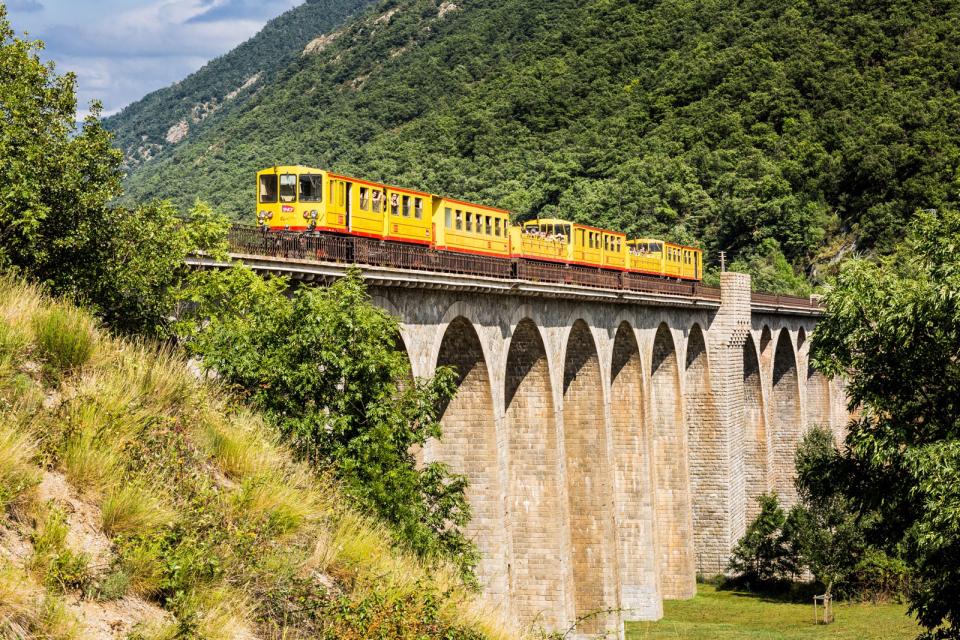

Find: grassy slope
<box><xmin>118</xmin><ymin>0</ymin><xmax>960</xmax><ymax>278</ymax></box>
<box><xmin>626</xmin><ymin>584</ymin><xmax>919</xmax><ymax>640</ymax></box>
<box><xmin>0</xmin><ymin>278</ymin><xmax>513</xmax><ymax>639</ymax></box>
<box><xmin>102</xmin><ymin>0</ymin><xmax>378</xmax><ymax>169</ymax></box>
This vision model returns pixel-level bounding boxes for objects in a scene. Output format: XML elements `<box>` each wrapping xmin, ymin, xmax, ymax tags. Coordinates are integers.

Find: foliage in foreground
<box><xmin>0</xmin><ymin>276</ymin><xmax>509</xmax><ymax>638</ymax></box>
<box><xmin>0</xmin><ymin>9</ymin><xmax>228</xmax><ymax>338</ymax></box>
<box><xmin>176</xmin><ymin>265</ymin><xmax>478</xmax><ymax>578</ymax></box>
<box><xmin>810</xmin><ymin>207</ymin><xmax>960</xmax><ymax>638</ymax></box>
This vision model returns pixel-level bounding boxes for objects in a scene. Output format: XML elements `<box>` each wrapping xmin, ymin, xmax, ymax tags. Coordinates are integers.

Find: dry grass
<box><xmin>0</xmin><ymin>559</ymin><xmax>82</xmax><ymax>640</ymax></box>
<box><xmin>0</xmin><ymin>277</ymin><xmax>519</xmax><ymax>639</ymax></box>
<box><xmin>101</xmin><ymin>483</ymin><xmax>176</xmax><ymax>538</ymax></box>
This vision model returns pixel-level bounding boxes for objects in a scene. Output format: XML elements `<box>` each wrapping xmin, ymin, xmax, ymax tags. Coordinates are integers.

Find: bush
<box><xmin>178</xmin><ymin>266</ymin><xmax>477</xmax><ymax>578</ymax></box>
<box><xmin>727</xmin><ymin>493</ymin><xmax>798</xmax><ymax>585</ymax></box>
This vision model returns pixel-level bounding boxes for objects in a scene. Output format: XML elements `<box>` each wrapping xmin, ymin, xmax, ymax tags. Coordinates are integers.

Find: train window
<box><xmin>466</xmin><ymin>212</ymin><xmax>473</xmax><ymax>232</ymax></box>
<box><xmin>484</xmin><ymin>216</ymin><xmax>491</xmax><ymax>235</ymax></box>
<box><xmin>259</xmin><ymin>174</ymin><xmax>278</xmax><ymax>203</ymax></box>
<box><xmin>402</xmin><ymin>195</ymin><xmax>411</xmax><ymax>217</ymax></box>
<box><xmin>649</xmin><ymin>242</ymin><xmax>662</xmax><ymax>253</ymax></box>
<box><xmin>455</xmin><ymin>210</ymin><xmax>463</xmax><ymax>231</ymax></box>
<box><xmin>414</xmin><ymin>197</ymin><xmax>423</xmax><ymax>219</ymax></box>
<box><xmin>279</xmin><ymin>174</ymin><xmax>297</xmax><ymax>203</ymax></box>
<box><xmin>359</xmin><ymin>186</ymin><xmax>369</xmax><ymax>210</ymax></box>
<box><xmin>390</xmin><ymin>193</ymin><xmax>399</xmax><ymax>216</ymax></box>
<box><xmin>495</xmin><ymin>218</ymin><xmax>501</xmax><ymax>236</ymax></box>
<box><xmin>372</xmin><ymin>190</ymin><xmax>382</xmax><ymax>213</ymax></box>
<box><xmin>299</xmin><ymin>175</ymin><xmax>322</xmax><ymax>202</ymax></box>
<box><xmin>445</xmin><ymin>207</ymin><xmax>452</xmax><ymax>228</ymax></box>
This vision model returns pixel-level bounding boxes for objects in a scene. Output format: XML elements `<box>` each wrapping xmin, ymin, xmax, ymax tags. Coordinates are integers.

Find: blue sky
<box><xmin>5</xmin><ymin>0</ymin><xmax>304</xmax><ymax>118</ymax></box>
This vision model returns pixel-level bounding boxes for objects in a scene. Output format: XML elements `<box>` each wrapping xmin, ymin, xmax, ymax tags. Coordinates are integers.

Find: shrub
<box><xmin>727</xmin><ymin>493</ymin><xmax>798</xmax><ymax>584</ymax></box>
<box><xmin>31</xmin><ymin>305</ymin><xmax>94</xmax><ymax>374</ymax></box>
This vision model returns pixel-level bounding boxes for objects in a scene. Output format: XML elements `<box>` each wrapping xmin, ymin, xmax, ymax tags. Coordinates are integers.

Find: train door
<box><xmin>344</xmin><ymin>182</ymin><xmax>352</xmax><ymax>231</ymax></box>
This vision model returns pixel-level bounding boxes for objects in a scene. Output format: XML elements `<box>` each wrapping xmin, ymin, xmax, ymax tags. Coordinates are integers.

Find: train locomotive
<box><xmin>256</xmin><ymin>165</ymin><xmax>703</xmax><ymax>283</ymax></box>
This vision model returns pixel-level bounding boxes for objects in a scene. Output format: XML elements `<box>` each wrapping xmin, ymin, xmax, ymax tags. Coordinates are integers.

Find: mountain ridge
<box><xmin>102</xmin><ymin>0</ymin><xmax>378</xmax><ymax>168</ymax></box>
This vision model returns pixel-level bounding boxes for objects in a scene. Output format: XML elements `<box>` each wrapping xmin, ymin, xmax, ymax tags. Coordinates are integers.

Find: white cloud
<box><xmin>22</xmin><ymin>0</ymin><xmax>304</xmax><ymax>115</ymax></box>
<box><xmin>7</xmin><ymin>0</ymin><xmax>45</xmax><ymax>12</ymax></box>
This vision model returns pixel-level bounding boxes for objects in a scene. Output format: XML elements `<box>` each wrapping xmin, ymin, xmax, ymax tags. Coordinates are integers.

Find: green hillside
<box><xmin>0</xmin><ymin>277</ymin><xmax>513</xmax><ymax>639</ymax></box>
<box><xmin>102</xmin><ymin>0</ymin><xmax>378</xmax><ymax>168</ymax></box>
<box><xmin>115</xmin><ymin>0</ymin><xmax>960</xmax><ymax>283</ymax></box>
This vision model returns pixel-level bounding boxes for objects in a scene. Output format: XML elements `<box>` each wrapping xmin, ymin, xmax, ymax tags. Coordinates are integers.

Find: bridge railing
<box><xmin>224</xmin><ymin>225</ymin><xmax>819</xmax><ymax>310</ymax></box>
<box><xmin>751</xmin><ymin>291</ymin><xmax>821</xmax><ymax>310</ymax></box>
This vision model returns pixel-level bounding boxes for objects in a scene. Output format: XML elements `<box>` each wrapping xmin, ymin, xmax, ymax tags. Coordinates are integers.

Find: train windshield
<box><xmin>259</xmin><ymin>174</ymin><xmax>278</xmax><ymax>203</ymax></box>
<box><xmin>299</xmin><ymin>174</ymin><xmax>322</xmax><ymax>202</ymax></box>
<box><xmin>647</xmin><ymin>242</ymin><xmax>663</xmax><ymax>252</ymax></box>
<box><xmin>279</xmin><ymin>174</ymin><xmax>297</xmax><ymax>203</ymax></box>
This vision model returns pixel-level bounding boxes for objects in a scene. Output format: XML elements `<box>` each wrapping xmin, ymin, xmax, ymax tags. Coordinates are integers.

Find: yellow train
<box><xmin>256</xmin><ymin>165</ymin><xmax>703</xmax><ymax>281</ymax></box>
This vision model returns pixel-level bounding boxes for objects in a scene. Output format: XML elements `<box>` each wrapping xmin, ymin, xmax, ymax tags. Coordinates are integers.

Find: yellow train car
<box><xmin>382</xmin><ymin>182</ymin><xmax>433</xmax><ymax>245</ymax></box>
<box><xmin>433</xmin><ymin>197</ymin><xmax>511</xmax><ymax>256</ymax></box>
<box><xmin>628</xmin><ymin>239</ymin><xmax>702</xmax><ymax>280</ymax></box>
<box><xmin>257</xmin><ymin>165</ymin><xmax>329</xmax><ymax>231</ymax></box>
<box><xmin>511</xmin><ymin>219</ymin><xmax>572</xmax><ymax>262</ymax></box>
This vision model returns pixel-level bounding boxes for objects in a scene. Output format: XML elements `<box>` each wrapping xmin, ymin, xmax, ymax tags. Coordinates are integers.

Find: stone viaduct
<box><xmin>190</xmin><ymin>251</ymin><xmax>849</xmax><ymax>638</ymax></box>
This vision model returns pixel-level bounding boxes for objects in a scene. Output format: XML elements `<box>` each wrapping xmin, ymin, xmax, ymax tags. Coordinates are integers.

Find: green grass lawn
<box><xmin>626</xmin><ymin>584</ymin><xmax>920</xmax><ymax>640</ymax></box>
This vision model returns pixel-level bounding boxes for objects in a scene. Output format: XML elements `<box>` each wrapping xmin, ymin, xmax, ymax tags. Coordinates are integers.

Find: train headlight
<box><xmin>257</xmin><ymin>210</ymin><xmax>270</xmax><ymax>226</ymax></box>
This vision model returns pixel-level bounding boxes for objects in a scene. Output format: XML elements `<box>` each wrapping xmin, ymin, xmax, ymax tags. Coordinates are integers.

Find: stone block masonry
<box><xmin>369</xmin><ymin>275</ymin><xmax>843</xmax><ymax>639</ymax></box>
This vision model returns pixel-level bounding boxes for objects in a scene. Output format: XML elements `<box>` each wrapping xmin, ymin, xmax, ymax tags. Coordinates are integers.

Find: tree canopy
<box><xmin>811</xmin><ymin>207</ymin><xmax>960</xmax><ymax>637</ymax></box>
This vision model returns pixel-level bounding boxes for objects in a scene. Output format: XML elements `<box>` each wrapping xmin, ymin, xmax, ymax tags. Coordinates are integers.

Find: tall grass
<box><xmin>0</xmin><ymin>560</ymin><xmax>81</xmax><ymax>640</ymax></box>
<box><xmin>101</xmin><ymin>483</ymin><xmax>176</xmax><ymax>537</ymax></box>
<box><xmin>0</xmin><ymin>421</ymin><xmax>39</xmax><ymax>513</ymax></box>
<box><xmin>31</xmin><ymin>305</ymin><xmax>95</xmax><ymax>373</ymax></box>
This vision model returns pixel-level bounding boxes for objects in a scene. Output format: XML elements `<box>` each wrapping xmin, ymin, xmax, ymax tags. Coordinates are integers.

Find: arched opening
<box><xmin>806</xmin><ymin>364</ymin><xmax>833</xmax><ymax>439</ymax></box>
<box><xmin>435</xmin><ymin>317</ymin><xmax>508</xmax><ymax>600</ymax></box>
<box><xmin>504</xmin><ymin>318</ymin><xmax>565</xmax><ymax>628</ymax></box>
<box><xmin>771</xmin><ymin>330</ymin><xmax>801</xmax><ymax>506</ymax></box>
<box><xmin>797</xmin><ymin>327</ymin><xmax>807</xmax><ymax>350</ymax></box>
<box><xmin>611</xmin><ymin>322</ymin><xmax>660</xmax><ymax>619</ymax></box>
<box><xmin>650</xmin><ymin>323</ymin><xmax>695</xmax><ymax>599</ymax></box>
<box><xmin>561</xmin><ymin>321</ymin><xmax>617</xmax><ymax>633</ymax></box>
<box><xmin>685</xmin><ymin>324</ymin><xmax>723</xmax><ymax>575</ymax></box>
<box><xmin>743</xmin><ymin>334</ymin><xmax>768</xmax><ymax>521</ymax></box>
<box><xmin>759</xmin><ymin>326</ymin><xmax>774</xmax><ymax>374</ymax></box>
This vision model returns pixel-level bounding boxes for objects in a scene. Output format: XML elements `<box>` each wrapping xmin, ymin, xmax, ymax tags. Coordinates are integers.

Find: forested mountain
<box><xmin>113</xmin><ymin>0</ymin><xmax>960</xmax><ymax>285</ymax></box>
<box><xmin>102</xmin><ymin>0</ymin><xmax>378</xmax><ymax>167</ymax></box>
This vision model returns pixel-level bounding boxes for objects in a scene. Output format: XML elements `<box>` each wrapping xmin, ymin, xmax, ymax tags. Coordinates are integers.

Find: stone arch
<box><xmin>504</xmin><ymin>318</ymin><xmax>567</xmax><ymax>628</ymax></box>
<box><xmin>806</xmin><ymin>364</ymin><xmax>833</xmax><ymax>439</ymax></box>
<box><xmin>742</xmin><ymin>334</ymin><xmax>768</xmax><ymax>520</ymax></box>
<box><xmin>650</xmin><ymin>323</ymin><xmax>695</xmax><ymax>599</ymax></box>
<box><xmin>434</xmin><ymin>317</ymin><xmax>508</xmax><ymax>602</ymax></box>
<box><xmin>562</xmin><ymin>320</ymin><xmax>618</xmax><ymax>634</ymax></box>
<box><xmin>759</xmin><ymin>325</ymin><xmax>774</xmax><ymax>374</ymax></box>
<box><xmin>771</xmin><ymin>329</ymin><xmax>802</xmax><ymax>505</ymax></box>
<box><xmin>611</xmin><ymin>321</ymin><xmax>660</xmax><ymax>619</ymax></box>
<box><xmin>684</xmin><ymin>323</ymin><xmax>723</xmax><ymax>575</ymax></box>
